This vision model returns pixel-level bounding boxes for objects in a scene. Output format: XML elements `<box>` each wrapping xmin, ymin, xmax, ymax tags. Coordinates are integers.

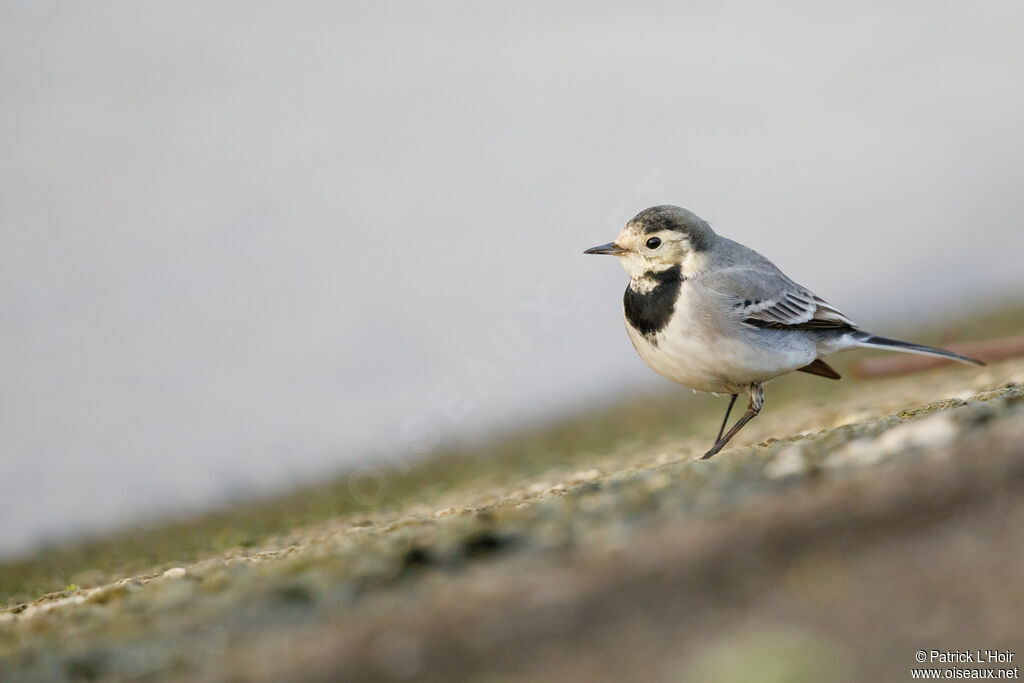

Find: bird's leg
<box><xmin>702</xmin><ymin>384</ymin><xmax>764</xmax><ymax>459</ymax></box>
<box><xmin>714</xmin><ymin>394</ymin><xmax>739</xmax><ymax>443</ymax></box>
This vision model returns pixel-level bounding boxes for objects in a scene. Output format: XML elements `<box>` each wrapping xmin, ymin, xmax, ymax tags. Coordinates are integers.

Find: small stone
<box><xmin>876</xmin><ymin>414</ymin><xmax>958</xmax><ymax>455</ymax></box>
<box><xmin>163</xmin><ymin>567</ymin><xmax>187</xmax><ymax>579</ymax></box>
<box><xmin>832</xmin><ymin>411</ymin><xmax>872</xmax><ymax>428</ymax></box>
<box><xmin>766</xmin><ymin>447</ymin><xmax>807</xmax><ymax>479</ymax></box>
<box><xmin>645</xmin><ymin>472</ymin><xmax>672</xmax><ymax>491</ymax></box>
<box><xmin>527</xmin><ymin>482</ymin><xmax>551</xmax><ymax>495</ymax></box>
<box><xmin>569</xmin><ymin>468</ymin><xmax>602</xmax><ymax>483</ymax></box>
<box><xmin>825</xmin><ymin>438</ymin><xmax>883</xmax><ymax>468</ymax></box>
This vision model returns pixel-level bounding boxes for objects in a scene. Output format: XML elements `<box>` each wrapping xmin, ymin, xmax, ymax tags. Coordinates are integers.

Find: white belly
<box><xmin>624</xmin><ymin>286</ymin><xmax>817</xmax><ymax>394</ymax></box>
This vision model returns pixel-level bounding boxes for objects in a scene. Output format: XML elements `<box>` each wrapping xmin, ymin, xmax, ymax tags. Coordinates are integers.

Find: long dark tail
<box><xmin>850</xmin><ymin>331</ymin><xmax>985</xmax><ymax>366</ymax></box>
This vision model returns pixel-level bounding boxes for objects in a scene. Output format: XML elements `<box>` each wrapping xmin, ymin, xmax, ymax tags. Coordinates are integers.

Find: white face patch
<box><xmin>615</xmin><ymin>250</ymin><xmax>650</xmax><ymax>280</ymax></box>
<box><xmin>612</xmin><ymin>224</ymin><xmax>703</xmax><ymax>280</ymax></box>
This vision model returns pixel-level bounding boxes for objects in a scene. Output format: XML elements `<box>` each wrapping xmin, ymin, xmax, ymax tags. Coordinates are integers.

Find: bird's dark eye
<box><xmin>646</xmin><ymin>237</ymin><xmax>662</xmax><ymax>249</ymax></box>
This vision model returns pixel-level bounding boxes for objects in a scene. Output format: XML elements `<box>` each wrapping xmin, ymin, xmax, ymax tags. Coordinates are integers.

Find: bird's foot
<box><xmin>701</xmin><ymin>446</ymin><xmax>722</xmax><ymax>460</ymax></box>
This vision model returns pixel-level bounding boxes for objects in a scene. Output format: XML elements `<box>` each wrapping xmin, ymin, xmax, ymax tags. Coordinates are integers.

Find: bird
<box><xmin>584</xmin><ymin>205</ymin><xmax>984</xmax><ymax>459</ymax></box>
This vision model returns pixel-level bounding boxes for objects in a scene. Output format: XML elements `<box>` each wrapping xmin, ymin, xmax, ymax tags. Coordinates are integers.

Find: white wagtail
<box><xmin>585</xmin><ymin>205</ymin><xmax>984</xmax><ymax>459</ymax></box>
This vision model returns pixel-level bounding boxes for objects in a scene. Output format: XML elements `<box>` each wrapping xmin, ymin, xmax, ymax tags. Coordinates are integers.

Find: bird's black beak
<box><xmin>584</xmin><ymin>242</ymin><xmax>627</xmax><ymax>255</ymax></box>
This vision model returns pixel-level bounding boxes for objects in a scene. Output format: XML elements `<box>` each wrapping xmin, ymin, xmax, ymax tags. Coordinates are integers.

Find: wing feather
<box><xmin>698</xmin><ymin>266</ymin><xmax>857</xmax><ymax>331</ymax></box>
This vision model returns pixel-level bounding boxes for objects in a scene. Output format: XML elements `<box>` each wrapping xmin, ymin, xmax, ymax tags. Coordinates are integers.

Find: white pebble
<box><xmin>832</xmin><ymin>411</ymin><xmax>873</xmax><ymax>428</ymax></box>
<box><xmin>163</xmin><ymin>567</ymin><xmax>187</xmax><ymax>579</ymax></box>
<box><xmin>645</xmin><ymin>472</ymin><xmax>672</xmax><ymax>491</ymax></box>
<box><xmin>825</xmin><ymin>438</ymin><xmax>883</xmax><ymax>468</ymax></box>
<box><xmin>876</xmin><ymin>414</ymin><xmax>958</xmax><ymax>454</ymax></box>
<box><xmin>765</xmin><ymin>447</ymin><xmax>807</xmax><ymax>478</ymax></box>
<box><xmin>569</xmin><ymin>468</ymin><xmax>602</xmax><ymax>483</ymax></box>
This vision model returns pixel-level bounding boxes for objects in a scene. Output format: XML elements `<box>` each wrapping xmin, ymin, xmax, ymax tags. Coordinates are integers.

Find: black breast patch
<box><xmin>623</xmin><ymin>265</ymin><xmax>682</xmax><ymax>340</ymax></box>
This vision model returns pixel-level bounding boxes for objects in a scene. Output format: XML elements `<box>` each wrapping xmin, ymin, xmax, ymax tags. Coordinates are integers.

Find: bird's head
<box><xmin>584</xmin><ymin>205</ymin><xmax>716</xmax><ymax>279</ymax></box>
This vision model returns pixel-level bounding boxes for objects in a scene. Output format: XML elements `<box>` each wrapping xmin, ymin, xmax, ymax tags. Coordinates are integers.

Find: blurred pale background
<box><xmin>2</xmin><ymin>0</ymin><xmax>1022</xmax><ymax>556</ymax></box>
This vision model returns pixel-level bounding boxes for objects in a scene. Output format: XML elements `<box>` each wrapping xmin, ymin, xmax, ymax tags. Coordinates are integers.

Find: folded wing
<box><xmin>700</xmin><ymin>267</ymin><xmax>857</xmax><ymax>332</ymax></box>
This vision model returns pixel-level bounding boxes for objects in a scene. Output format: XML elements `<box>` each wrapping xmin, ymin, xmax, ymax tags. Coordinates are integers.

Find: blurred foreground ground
<box><xmin>2</xmin><ymin>311</ymin><xmax>1024</xmax><ymax>681</ymax></box>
